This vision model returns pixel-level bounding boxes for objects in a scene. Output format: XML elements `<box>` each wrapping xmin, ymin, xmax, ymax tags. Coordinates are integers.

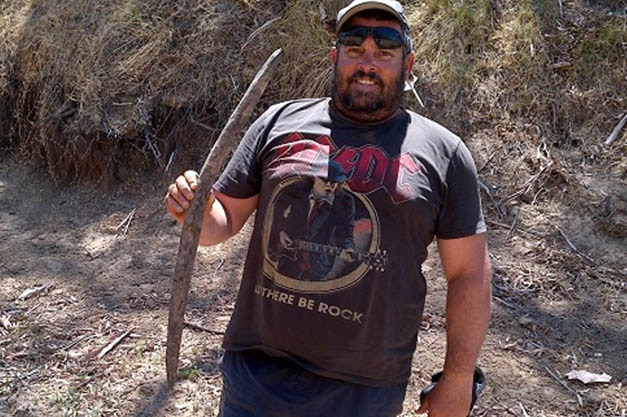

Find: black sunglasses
<box><xmin>337</xmin><ymin>26</ymin><xmax>406</xmax><ymax>51</ymax></box>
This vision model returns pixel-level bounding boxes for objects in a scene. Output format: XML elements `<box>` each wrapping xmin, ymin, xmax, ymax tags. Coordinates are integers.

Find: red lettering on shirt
<box><xmin>269</xmin><ymin>133</ymin><xmax>421</xmax><ymax>202</ymax></box>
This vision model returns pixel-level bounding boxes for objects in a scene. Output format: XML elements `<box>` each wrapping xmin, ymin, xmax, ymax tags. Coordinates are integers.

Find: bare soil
<box><xmin>0</xmin><ymin>146</ymin><xmax>625</xmax><ymax>417</ymax></box>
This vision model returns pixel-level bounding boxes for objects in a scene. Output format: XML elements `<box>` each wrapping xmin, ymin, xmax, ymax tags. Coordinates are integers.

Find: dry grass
<box><xmin>0</xmin><ymin>0</ymin><xmax>624</xmax><ymax>188</ymax></box>
<box><xmin>412</xmin><ymin>0</ymin><xmax>625</xmax><ymax>138</ymax></box>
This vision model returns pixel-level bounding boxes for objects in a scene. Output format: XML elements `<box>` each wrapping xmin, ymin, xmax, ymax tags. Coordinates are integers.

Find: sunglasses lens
<box><xmin>373</xmin><ymin>28</ymin><xmax>404</xmax><ymax>49</ymax></box>
<box><xmin>338</xmin><ymin>27</ymin><xmax>404</xmax><ymax>50</ymax></box>
<box><xmin>338</xmin><ymin>27</ymin><xmax>368</xmax><ymax>46</ymax></box>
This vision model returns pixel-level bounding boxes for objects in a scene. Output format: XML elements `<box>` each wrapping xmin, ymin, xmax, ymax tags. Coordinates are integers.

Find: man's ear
<box><xmin>331</xmin><ymin>46</ymin><xmax>338</xmax><ymax>64</ymax></box>
<box><xmin>404</xmin><ymin>52</ymin><xmax>415</xmax><ymax>80</ymax></box>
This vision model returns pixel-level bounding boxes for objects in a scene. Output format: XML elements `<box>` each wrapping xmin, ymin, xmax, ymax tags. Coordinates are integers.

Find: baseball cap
<box><xmin>327</xmin><ymin>161</ymin><xmax>348</xmax><ymax>183</ymax></box>
<box><xmin>336</xmin><ymin>0</ymin><xmax>410</xmax><ymax>34</ymax></box>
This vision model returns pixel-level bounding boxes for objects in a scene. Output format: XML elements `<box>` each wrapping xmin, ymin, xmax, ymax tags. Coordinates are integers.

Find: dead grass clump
<box><xmin>409</xmin><ymin>0</ymin><xmax>501</xmax><ymax>128</ymax></box>
<box><xmin>410</xmin><ymin>0</ymin><xmax>625</xmax><ymax>147</ymax></box>
<box><xmin>240</xmin><ymin>0</ymin><xmax>346</xmax><ymax>102</ymax></box>
<box><xmin>0</xmin><ymin>0</ymin><xmax>30</xmax><ymax>148</ymax></box>
<box><xmin>1</xmin><ymin>0</ymin><xmax>288</xmax><ymax>187</ymax></box>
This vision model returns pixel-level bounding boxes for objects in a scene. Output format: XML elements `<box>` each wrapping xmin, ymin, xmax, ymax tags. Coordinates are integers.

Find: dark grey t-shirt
<box><xmin>214</xmin><ymin>98</ymin><xmax>486</xmax><ymax>386</ymax></box>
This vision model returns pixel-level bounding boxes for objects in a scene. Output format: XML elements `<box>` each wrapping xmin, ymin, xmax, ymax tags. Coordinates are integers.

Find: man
<box><xmin>165</xmin><ymin>1</ymin><xmax>491</xmax><ymax>416</ymax></box>
<box><xmin>270</xmin><ymin>160</ymin><xmax>357</xmax><ymax>281</ymax></box>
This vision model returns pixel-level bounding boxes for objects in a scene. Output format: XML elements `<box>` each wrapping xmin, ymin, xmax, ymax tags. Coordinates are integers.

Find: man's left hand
<box><xmin>416</xmin><ymin>373</ymin><xmax>473</xmax><ymax>417</ymax></box>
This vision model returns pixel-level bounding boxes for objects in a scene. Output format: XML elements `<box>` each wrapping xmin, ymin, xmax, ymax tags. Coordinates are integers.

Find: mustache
<box><xmin>348</xmin><ymin>70</ymin><xmax>383</xmax><ymax>86</ymax></box>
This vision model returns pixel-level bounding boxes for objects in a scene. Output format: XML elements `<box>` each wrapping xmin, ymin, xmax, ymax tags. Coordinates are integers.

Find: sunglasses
<box><xmin>337</xmin><ymin>26</ymin><xmax>406</xmax><ymax>51</ymax></box>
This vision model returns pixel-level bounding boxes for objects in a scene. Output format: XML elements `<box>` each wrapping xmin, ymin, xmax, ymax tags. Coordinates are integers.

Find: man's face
<box><xmin>331</xmin><ymin>16</ymin><xmax>414</xmax><ymax>124</ymax></box>
<box><xmin>312</xmin><ymin>177</ymin><xmax>339</xmax><ymax>203</ymax></box>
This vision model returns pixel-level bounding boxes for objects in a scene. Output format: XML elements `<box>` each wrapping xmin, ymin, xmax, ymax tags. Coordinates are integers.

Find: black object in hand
<box><xmin>419</xmin><ymin>367</ymin><xmax>486</xmax><ymax>416</ymax></box>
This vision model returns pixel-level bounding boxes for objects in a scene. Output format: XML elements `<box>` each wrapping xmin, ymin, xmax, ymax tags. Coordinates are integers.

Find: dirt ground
<box><xmin>0</xmin><ymin>142</ymin><xmax>625</xmax><ymax>417</ymax></box>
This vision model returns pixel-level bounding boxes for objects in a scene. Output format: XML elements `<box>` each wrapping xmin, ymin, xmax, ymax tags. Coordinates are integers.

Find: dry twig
<box><xmin>241</xmin><ymin>17</ymin><xmax>281</xmax><ymax>51</ymax></box>
<box><xmin>83</xmin><ymin>328</ymin><xmax>134</xmax><ymax>361</ymax></box>
<box><xmin>117</xmin><ymin>208</ymin><xmax>136</xmax><ymax>236</ymax></box>
<box><xmin>557</xmin><ymin>227</ymin><xmax>595</xmax><ymax>264</ymax></box>
<box><xmin>165</xmin><ymin>149</ymin><xmax>177</xmax><ymax>173</ymax></box>
<box><xmin>183</xmin><ymin>321</ymin><xmax>225</xmax><ymax>335</ymax></box>
<box><xmin>502</xmin><ymin>161</ymin><xmax>554</xmax><ymax>204</ymax></box>
<box><xmin>17</xmin><ymin>284</ymin><xmax>54</xmax><ymax>301</ymax></box>
<box><xmin>544</xmin><ymin>366</ymin><xmax>583</xmax><ymax>407</ymax></box>
<box><xmin>492</xmin><ymin>296</ymin><xmax>518</xmax><ymax>310</ymax></box>
<box><xmin>0</xmin><ymin>262</ymin><xmax>17</xmax><ymax>276</ymax></box>
<box><xmin>1</xmin><ymin>314</ymin><xmax>14</xmax><ymax>329</ymax></box>
<box><xmin>190</xmin><ymin>118</ymin><xmax>219</xmax><ymax>133</ymax></box>
<box><xmin>479</xmin><ymin>179</ymin><xmax>505</xmax><ymax>219</ymax></box>
<box><xmin>485</xmin><ymin>219</ymin><xmax>541</xmax><ymax>238</ymax></box>
<box><xmin>506</xmin><ymin>209</ymin><xmax>521</xmax><ymax>240</ymax></box>
<box><xmin>59</xmin><ymin>333</ymin><xmax>94</xmax><ymax>352</ymax></box>
<box><xmin>74</xmin><ymin>371</ymin><xmax>106</xmax><ymax>389</ymax></box>
<box><xmin>605</xmin><ymin>113</ymin><xmax>627</xmax><ymax>146</ymax></box>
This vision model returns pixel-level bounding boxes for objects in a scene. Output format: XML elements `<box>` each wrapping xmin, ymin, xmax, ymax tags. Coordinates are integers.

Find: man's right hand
<box><xmin>164</xmin><ymin>170</ymin><xmax>203</xmax><ymax>224</ymax></box>
<box><xmin>164</xmin><ymin>170</ymin><xmax>258</xmax><ymax>246</ymax></box>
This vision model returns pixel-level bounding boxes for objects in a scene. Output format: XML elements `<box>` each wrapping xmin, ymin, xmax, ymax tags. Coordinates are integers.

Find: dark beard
<box><xmin>331</xmin><ymin>66</ymin><xmax>405</xmax><ymax>123</ymax></box>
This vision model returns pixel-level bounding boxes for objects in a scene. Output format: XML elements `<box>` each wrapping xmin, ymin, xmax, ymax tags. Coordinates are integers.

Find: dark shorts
<box><xmin>218</xmin><ymin>350</ymin><xmax>407</xmax><ymax>417</ymax></box>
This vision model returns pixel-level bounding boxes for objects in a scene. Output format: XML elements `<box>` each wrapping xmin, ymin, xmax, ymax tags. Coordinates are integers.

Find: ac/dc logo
<box><xmin>267</xmin><ymin>132</ymin><xmax>421</xmax><ymax>204</ymax></box>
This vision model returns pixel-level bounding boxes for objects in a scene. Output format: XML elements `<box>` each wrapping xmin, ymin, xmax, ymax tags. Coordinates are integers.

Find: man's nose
<box><xmin>363</xmin><ymin>35</ymin><xmax>382</xmax><ymax>53</ymax></box>
<box><xmin>357</xmin><ymin>37</ymin><xmax>378</xmax><ymax>68</ymax></box>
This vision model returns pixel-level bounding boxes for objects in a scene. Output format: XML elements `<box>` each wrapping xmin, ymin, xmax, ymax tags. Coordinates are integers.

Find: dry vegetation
<box><xmin>0</xmin><ymin>0</ymin><xmax>625</xmax><ymax>416</ymax></box>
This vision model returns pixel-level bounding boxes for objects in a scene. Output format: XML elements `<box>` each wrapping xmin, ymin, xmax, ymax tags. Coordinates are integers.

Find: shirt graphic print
<box><xmin>262</xmin><ymin>137</ymin><xmax>391</xmax><ymax>294</ymax></box>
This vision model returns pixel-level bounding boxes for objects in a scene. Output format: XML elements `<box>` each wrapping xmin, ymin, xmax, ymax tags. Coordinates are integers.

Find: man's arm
<box><xmin>418</xmin><ymin>233</ymin><xmax>492</xmax><ymax>417</ymax></box>
<box><xmin>165</xmin><ymin>170</ymin><xmax>259</xmax><ymax>246</ymax></box>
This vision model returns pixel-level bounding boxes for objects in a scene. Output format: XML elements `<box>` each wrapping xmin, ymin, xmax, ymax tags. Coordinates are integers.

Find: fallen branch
<box><xmin>605</xmin><ymin>113</ymin><xmax>627</xmax><ymax>146</ymax></box>
<box><xmin>557</xmin><ymin>227</ymin><xmax>595</xmax><ymax>264</ymax></box>
<box><xmin>183</xmin><ymin>321</ymin><xmax>225</xmax><ymax>335</ymax></box>
<box><xmin>83</xmin><ymin>328</ymin><xmax>133</xmax><ymax>361</ymax></box>
<box><xmin>479</xmin><ymin>179</ymin><xmax>505</xmax><ymax>219</ymax></box>
<box><xmin>74</xmin><ymin>371</ymin><xmax>106</xmax><ymax>389</ymax></box>
<box><xmin>117</xmin><ymin>208</ymin><xmax>136</xmax><ymax>236</ymax></box>
<box><xmin>544</xmin><ymin>366</ymin><xmax>583</xmax><ymax>407</ymax></box>
<box><xmin>17</xmin><ymin>284</ymin><xmax>54</xmax><ymax>301</ymax></box>
<box><xmin>502</xmin><ymin>161</ymin><xmax>554</xmax><ymax>204</ymax></box>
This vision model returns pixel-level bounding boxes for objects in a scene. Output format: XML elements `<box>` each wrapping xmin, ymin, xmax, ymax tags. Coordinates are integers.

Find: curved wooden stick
<box><xmin>605</xmin><ymin>113</ymin><xmax>626</xmax><ymax>146</ymax></box>
<box><xmin>166</xmin><ymin>49</ymin><xmax>282</xmax><ymax>390</ymax></box>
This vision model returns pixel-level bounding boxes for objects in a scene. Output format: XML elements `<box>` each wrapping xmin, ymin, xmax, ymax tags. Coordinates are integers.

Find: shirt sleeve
<box><xmin>436</xmin><ymin>142</ymin><xmax>487</xmax><ymax>239</ymax></box>
<box><xmin>212</xmin><ymin>109</ymin><xmax>270</xmax><ymax>198</ymax></box>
